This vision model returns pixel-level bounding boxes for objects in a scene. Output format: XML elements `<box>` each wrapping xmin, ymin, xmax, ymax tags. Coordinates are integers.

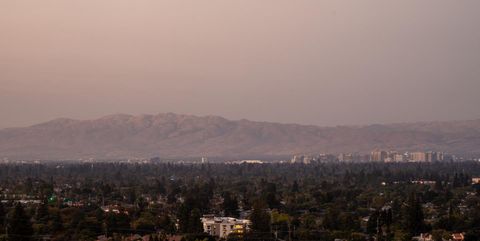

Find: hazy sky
<box><xmin>1</xmin><ymin>0</ymin><xmax>480</xmax><ymax>129</ymax></box>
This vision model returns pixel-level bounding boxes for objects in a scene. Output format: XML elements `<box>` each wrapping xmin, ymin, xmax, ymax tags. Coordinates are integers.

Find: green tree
<box><xmin>291</xmin><ymin>180</ymin><xmax>299</xmax><ymax>193</ymax></box>
<box><xmin>366</xmin><ymin>211</ymin><xmax>379</xmax><ymax>235</ymax></box>
<box><xmin>105</xmin><ymin>212</ymin><xmax>130</xmax><ymax>235</ymax></box>
<box><xmin>248</xmin><ymin>201</ymin><xmax>272</xmax><ymax>241</ymax></box>
<box><xmin>403</xmin><ymin>192</ymin><xmax>426</xmax><ymax>236</ymax></box>
<box><xmin>6</xmin><ymin>203</ymin><xmax>33</xmax><ymax>241</ymax></box>
<box><xmin>49</xmin><ymin>209</ymin><xmax>63</xmax><ymax>233</ymax></box>
<box><xmin>189</xmin><ymin>208</ymin><xmax>203</xmax><ymax>234</ymax></box>
<box><xmin>133</xmin><ymin>211</ymin><xmax>156</xmax><ymax>234</ymax></box>
<box><xmin>178</xmin><ymin>204</ymin><xmax>203</xmax><ymax>234</ymax></box>
<box><xmin>323</xmin><ymin>207</ymin><xmax>340</xmax><ymax>230</ymax></box>
<box><xmin>222</xmin><ymin>192</ymin><xmax>239</xmax><ymax>218</ymax></box>
<box><xmin>35</xmin><ymin>199</ymin><xmax>49</xmax><ymax>224</ymax></box>
<box><xmin>0</xmin><ymin>202</ymin><xmax>5</xmax><ymax>234</ymax></box>
<box><xmin>157</xmin><ymin>215</ymin><xmax>175</xmax><ymax>234</ymax></box>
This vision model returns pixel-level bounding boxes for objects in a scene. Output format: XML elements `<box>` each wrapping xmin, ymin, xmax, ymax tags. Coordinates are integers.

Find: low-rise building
<box><xmin>413</xmin><ymin>233</ymin><xmax>433</xmax><ymax>241</ymax></box>
<box><xmin>101</xmin><ymin>205</ymin><xmax>129</xmax><ymax>215</ymax></box>
<box><xmin>451</xmin><ymin>233</ymin><xmax>464</xmax><ymax>241</ymax></box>
<box><xmin>472</xmin><ymin>177</ymin><xmax>480</xmax><ymax>184</ymax></box>
<box><xmin>394</xmin><ymin>154</ymin><xmax>406</xmax><ymax>162</ymax></box>
<box><xmin>201</xmin><ymin>215</ymin><xmax>251</xmax><ymax>238</ymax></box>
<box><xmin>411</xmin><ymin>180</ymin><xmax>436</xmax><ymax>186</ymax></box>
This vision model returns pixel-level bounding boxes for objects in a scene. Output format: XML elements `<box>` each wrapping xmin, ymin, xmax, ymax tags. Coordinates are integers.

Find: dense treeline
<box><xmin>0</xmin><ymin>161</ymin><xmax>479</xmax><ymax>241</ymax></box>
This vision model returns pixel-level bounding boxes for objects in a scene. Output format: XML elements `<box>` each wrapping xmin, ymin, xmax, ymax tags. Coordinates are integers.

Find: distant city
<box><xmin>291</xmin><ymin>150</ymin><xmax>462</xmax><ymax>164</ymax></box>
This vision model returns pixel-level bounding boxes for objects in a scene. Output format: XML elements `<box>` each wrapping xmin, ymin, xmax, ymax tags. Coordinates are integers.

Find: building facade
<box><xmin>201</xmin><ymin>215</ymin><xmax>251</xmax><ymax>238</ymax></box>
<box><xmin>371</xmin><ymin>150</ymin><xmax>387</xmax><ymax>162</ymax></box>
<box><xmin>410</xmin><ymin>152</ymin><xmax>427</xmax><ymax>162</ymax></box>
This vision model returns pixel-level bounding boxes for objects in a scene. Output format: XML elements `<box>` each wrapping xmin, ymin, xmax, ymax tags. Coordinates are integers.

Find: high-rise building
<box><xmin>410</xmin><ymin>152</ymin><xmax>426</xmax><ymax>162</ymax></box>
<box><xmin>291</xmin><ymin>155</ymin><xmax>303</xmax><ymax>163</ymax></box>
<box><xmin>425</xmin><ymin>151</ymin><xmax>437</xmax><ymax>162</ymax></box>
<box><xmin>291</xmin><ymin>155</ymin><xmax>313</xmax><ymax>164</ymax></box>
<box><xmin>436</xmin><ymin>152</ymin><xmax>444</xmax><ymax>161</ymax></box>
<box><xmin>370</xmin><ymin>150</ymin><xmax>387</xmax><ymax>162</ymax></box>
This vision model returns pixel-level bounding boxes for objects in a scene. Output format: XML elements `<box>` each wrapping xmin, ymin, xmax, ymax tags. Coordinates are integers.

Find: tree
<box><xmin>178</xmin><ymin>204</ymin><xmax>203</xmax><ymax>234</ymax></box>
<box><xmin>178</xmin><ymin>203</ymin><xmax>190</xmax><ymax>233</ymax></box>
<box><xmin>133</xmin><ymin>211</ymin><xmax>156</xmax><ymax>235</ymax></box>
<box><xmin>33</xmin><ymin>200</ymin><xmax>50</xmax><ymax>235</ymax></box>
<box><xmin>157</xmin><ymin>215</ymin><xmax>175</xmax><ymax>234</ymax></box>
<box><xmin>393</xmin><ymin>230</ymin><xmax>410</xmax><ymax>241</ymax></box>
<box><xmin>0</xmin><ymin>202</ymin><xmax>5</xmax><ymax>234</ymax></box>
<box><xmin>263</xmin><ymin>183</ymin><xmax>280</xmax><ymax>209</ymax></box>
<box><xmin>367</xmin><ymin>211</ymin><xmax>379</xmax><ymax>235</ymax></box>
<box><xmin>432</xmin><ymin>229</ymin><xmax>450</xmax><ymax>241</ymax></box>
<box><xmin>291</xmin><ymin>181</ymin><xmax>299</xmax><ymax>193</ymax></box>
<box><xmin>248</xmin><ymin>201</ymin><xmax>272</xmax><ymax>240</ymax></box>
<box><xmin>105</xmin><ymin>212</ymin><xmax>130</xmax><ymax>235</ymax></box>
<box><xmin>6</xmin><ymin>203</ymin><xmax>33</xmax><ymax>241</ymax></box>
<box><xmin>49</xmin><ymin>209</ymin><xmax>63</xmax><ymax>233</ymax></box>
<box><xmin>271</xmin><ymin>211</ymin><xmax>290</xmax><ymax>241</ymax></box>
<box><xmin>189</xmin><ymin>208</ymin><xmax>203</xmax><ymax>234</ymax></box>
<box><xmin>323</xmin><ymin>207</ymin><xmax>340</xmax><ymax>230</ymax></box>
<box><xmin>222</xmin><ymin>192</ymin><xmax>239</xmax><ymax>218</ymax></box>
<box><xmin>403</xmin><ymin>192</ymin><xmax>426</xmax><ymax>236</ymax></box>
<box><xmin>35</xmin><ymin>199</ymin><xmax>49</xmax><ymax>224</ymax></box>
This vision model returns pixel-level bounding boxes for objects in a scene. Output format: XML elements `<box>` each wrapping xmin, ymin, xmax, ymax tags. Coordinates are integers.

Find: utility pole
<box><xmin>5</xmin><ymin>212</ymin><xmax>8</xmax><ymax>240</ymax></box>
<box><xmin>287</xmin><ymin>221</ymin><xmax>291</xmax><ymax>241</ymax></box>
<box><xmin>292</xmin><ymin>225</ymin><xmax>295</xmax><ymax>241</ymax></box>
<box><xmin>376</xmin><ymin>215</ymin><xmax>381</xmax><ymax>241</ymax></box>
<box><xmin>104</xmin><ymin>221</ymin><xmax>108</xmax><ymax>237</ymax></box>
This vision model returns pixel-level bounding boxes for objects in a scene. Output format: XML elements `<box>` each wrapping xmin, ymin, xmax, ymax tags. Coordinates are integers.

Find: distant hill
<box><xmin>0</xmin><ymin>113</ymin><xmax>479</xmax><ymax>160</ymax></box>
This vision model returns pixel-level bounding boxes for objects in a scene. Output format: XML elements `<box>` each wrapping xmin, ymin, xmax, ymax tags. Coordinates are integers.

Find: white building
<box><xmin>240</xmin><ymin>160</ymin><xmax>263</xmax><ymax>164</ymax></box>
<box><xmin>412</xmin><ymin>233</ymin><xmax>433</xmax><ymax>241</ymax></box>
<box><xmin>394</xmin><ymin>154</ymin><xmax>406</xmax><ymax>162</ymax></box>
<box><xmin>472</xmin><ymin>177</ymin><xmax>480</xmax><ymax>184</ymax></box>
<box><xmin>201</xmin><ymin>215</ymin><xmax>251</xmax><ymax>238</ymax></box>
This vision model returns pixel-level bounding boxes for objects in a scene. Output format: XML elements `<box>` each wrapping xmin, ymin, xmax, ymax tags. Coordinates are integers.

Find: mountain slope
<box><xmin>0</xmin><ymin>113</ymin><xmax>479</xmax><ymax>160</ymax></box>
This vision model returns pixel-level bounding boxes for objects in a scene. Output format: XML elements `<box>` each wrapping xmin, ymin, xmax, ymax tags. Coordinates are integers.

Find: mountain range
<box><xmin>1</xmin><ymin>113</ymin><xmax>479</xmax><ymax>160</ymax></box>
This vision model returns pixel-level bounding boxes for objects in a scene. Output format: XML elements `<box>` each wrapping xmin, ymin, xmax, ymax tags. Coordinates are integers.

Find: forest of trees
<box><xmin>0</xmin><ymin>161</ymin><xmax>479</xmax><ymax>241</ymax></box>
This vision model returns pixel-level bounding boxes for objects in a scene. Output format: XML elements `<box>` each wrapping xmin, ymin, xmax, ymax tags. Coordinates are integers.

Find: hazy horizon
<box><xmin>2</xmin><ymin>0</ymin><xmax>480</xmax><ymax>129</ymax></box>
<box><xmin>3</xmin><ymin>111</ymin><xmax>480</xmax><ymax>130</ymax></box>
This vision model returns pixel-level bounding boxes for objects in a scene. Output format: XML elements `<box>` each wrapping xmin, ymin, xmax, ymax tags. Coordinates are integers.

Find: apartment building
<box><xmin>201</xmin><ymin>215</ymin><xmax>251</xmax><ymax>238</ymax></box>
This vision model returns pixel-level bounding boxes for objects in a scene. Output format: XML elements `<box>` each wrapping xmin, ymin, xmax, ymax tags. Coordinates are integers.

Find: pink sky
<box><xmin>1</xmin><ymin>0</ymin><xmax>480</xmax><ymax>128</ymax></box>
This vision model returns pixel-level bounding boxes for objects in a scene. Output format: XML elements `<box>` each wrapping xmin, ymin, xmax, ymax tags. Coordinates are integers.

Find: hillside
<box><xmin>0</xmin><ymin>113</ymin><xmax>479</xmax><ymax>160</ymax></box>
